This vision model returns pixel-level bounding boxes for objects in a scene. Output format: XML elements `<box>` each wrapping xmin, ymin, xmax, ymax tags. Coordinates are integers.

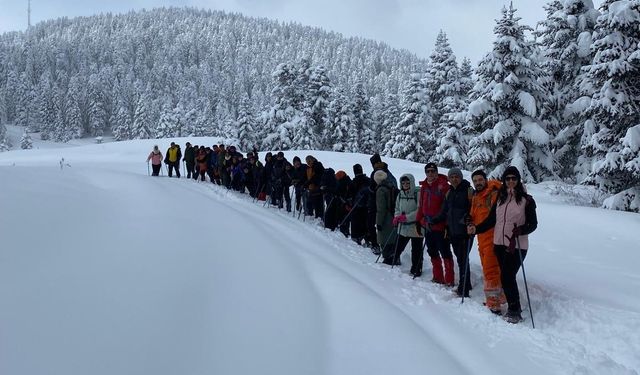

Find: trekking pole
<box><xmin>515</xmin><ymin>235</ymin><xmax>535</xmax><ymax>329</ymax></box>
<box><xmin>253</xmin><ymin>183</ymin><xmax>264</xmax><ymax>203</ymax></box>
<box><xmin>461</xmin><ymin>236</ymin><xmax>474</xmax><ymax>304</ymax></box>
<box><xmin>147</xmin><ymin>161</ymin><xmax>150</xmax><ymax>176</ymax></box>
<box><xmin>291</xmin><ymin>186</ymin><xmax>296</xmax><ymax>217</ymax></box>
<box><xmin>391</xmin><ymin>223</ymin><xmax>403</xmax><ymax>269</ymax></box>
<box><xmin>338</xmin><ymin>194</ymin><xmax>365</xmax><ymax>228</ymax></box>
<box><xmin>375</xmin><ymin>227</ymin><xmax>397</xmax><ymax>263</ymax></box>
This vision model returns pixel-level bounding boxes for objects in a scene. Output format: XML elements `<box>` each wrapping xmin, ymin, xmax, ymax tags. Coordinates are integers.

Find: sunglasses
<box><xmin>401</xmin><ymin>180</ymin><xmax>411</xmax><ymax>184</ymax></box>
<box><xmin>426</xmin><ymin>169</ymin><xmax>437</xmax><ymax>173</ymax></box>
<box><xmin>505</xmin><ymin>176</ymin><xmax>518</xmax><ymax>181</ymax></box>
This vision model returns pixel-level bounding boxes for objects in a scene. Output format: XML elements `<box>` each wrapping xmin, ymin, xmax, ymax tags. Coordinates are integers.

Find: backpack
<box><xmin>388</xmin><ymin>186</ymin><xmax>400</xmax><ymax>214</ymax></box>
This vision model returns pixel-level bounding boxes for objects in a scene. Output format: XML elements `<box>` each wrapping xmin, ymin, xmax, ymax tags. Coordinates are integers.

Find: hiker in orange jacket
<box><xmin>469</xmin><ymin>170</ymin><xmax>504</xmax><ymax>314</ymax></box>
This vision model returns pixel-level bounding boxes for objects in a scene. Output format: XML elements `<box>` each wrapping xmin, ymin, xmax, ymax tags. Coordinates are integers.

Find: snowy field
<box><xmin>1</xmin><ymin>134</ymin><xmax>639</xmax><ymax>375</ymax></box>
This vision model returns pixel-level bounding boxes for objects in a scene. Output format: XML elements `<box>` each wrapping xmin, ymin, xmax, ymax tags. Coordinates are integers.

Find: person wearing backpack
<box><xmin>183</xmin><ymin>142</ymin><xmax>195</xmax><ymax>179</ymax></box>
<box><xmin>146</xmin><ymin>145</ymin><xmax>163</xmax><ymax>176</ymax></box>
<box><xmin>432</xmin><ymin>167</ymin><xmax>474</xmax><ymax>296</ymax></box>
<box><xmin>290</xmin><ymin>156</ymin><xmax>307</xmax><ymax>211</ymax></box>
<box><xmin>335</xmin><ymin>170</ymin><xmax>352</xmax><ymax>237</ymax></box>
<box><xmin>374</xmin><ymin>170</ymin><xmax>399</xmax><ymax>265</ymax></box>
<box><xmin>415</xmin><ymin>162</ymin><xmax>454</xmax><ymax>285</ymax></box>
<box><xmin>392</xmin><ymin>174</ymin><xmax>422</xmax><ymax>276</ymax></box>
<box><xmin>349</xmin><ymin>164</ymin><xmax>371</xmax><ymax>245</ymax></box>
<box><xmin>304</xmin><ymin>155</ymin><xmax>325</xmax><ymax>219</ymax></box>
<box><xmin>367</xmin><ymin>153</ymin><xmax>397</xmax><ymax>253</ymax></box>
<box><xmin>467</xmin><ymin>166</ymin><xmax>538</xmax><ymax>323</ymax></box>
<box><xmin>164</xmin><ymin>142</ymin><xmax>182</xmax><ymax>178</ymax></box>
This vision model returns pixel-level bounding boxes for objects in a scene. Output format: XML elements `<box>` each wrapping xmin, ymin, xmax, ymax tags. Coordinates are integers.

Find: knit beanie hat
<box><xmin>370</xmin><ymin>153</ymin><xmax>382</xmax><ymax>167</ymax></box>
<box><xmin>293</xmin><ymin>156</ymin><xmax>301</xmax><ymax>164</ymax></box>
<box><xmin>373</xmin><ymin>170</ymin><xmax>388</xmax><ymax>185</ymax></box>
<box><xmin>448</xmin><ymin>167</ymin><xmax>463</xmax><ymax>178</ymax></box>
<box><xmin>424</xmin><ymin>162</ymin><xmax>438</xmax><ymax>171</ymax></box>
<box><xmin>353</xmin><ymin>163</ymin><xmax>363</xmax><ymax>175</ymax></box>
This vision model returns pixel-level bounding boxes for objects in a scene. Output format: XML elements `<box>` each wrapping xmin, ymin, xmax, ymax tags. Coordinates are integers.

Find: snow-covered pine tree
<box><xmin>459</xmin><ymin>57</ymin><xmax>474</xmax><ymax>97</ymax></box>
<box><xmin>0</xmin><ymin>122</ymin><xmax>8</xmax><ymax>151</ymax></box>
<box><xmin>20</xmin><ymin>131</ymin><xmax>33</xmax><ymax>149</ymax></box>
<box><xmin>263</xmin><ymin>63</ymin><xmax>297</xmax><ymax>150</ymax></box>
<box><xmin>426</xmin><ymin>31</ymin><xmax>460</xmax><ymax>129</ymax></box>
<box><xmin>326</xmin><ymin>90</ymin><xmax>352</xmax><ymax>152</ymax></box>
<box><xmin>113</xmin><ymin>105</ymin><xmax>132</xmax><ymax>141</ymax></box>
<box><xmin>388</xmin><ymin>73</ymin><xmax>433</xmax><ymax>162</ymax></box>
<box><xmin>348</xmin><ymin>82</ymin><xmax>371</xmax><ymax>153</ymax></box>
<box><xmin>436</xmin><ymin>95</ymin><xmax>468</xmax><ymax>168</ymax></box>
<box><xmin>155</xmin><ymin>105</ymin><xmax>176</xmax><ymax>139</ymax></box>
<box><xmin>236</xmin><ymin>96</ymin><xmax>256</xmax><ymax>151</ymax></box>
<box><xmin>305</xmin><ymin>65</ymin><xmax>331</xmax><ymax>149</ymax></box>
<box><xmin>380</xmin><ymin>93</ymin><xmax>401</xmax><ymax>158</ymax></box>
<box><xmin>131</xmin><ymin>89</ymin><xmax>152</xmax><ymax>140</ymax></box>
<box><xmin>466</xmin><ymin>4</ymin><xmax>553</xmax><ymax>182</ymax></box>
<box><xmin>61</xmin><ymin>94</ymin><xmax>83</xmax><ymax>142</ymax></box>
<box><xmin>88</xmin><ymin>74</ymin><xmax>108</xmax><ymax>137</ymax></box>
<box><xmin>580</xmin><ymin>0</ymin><xmax>640</xmax><ymax>210</ymax></box>
<box><xmin>536</xmin><ymin>0</ymin><xmax>599</xmax><ymax>180</ymax></box>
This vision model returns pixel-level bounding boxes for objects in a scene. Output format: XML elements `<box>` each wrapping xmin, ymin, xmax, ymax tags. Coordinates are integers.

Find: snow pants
<box><xmin>151</xmin><ymin>164</ymin><xmax>161</xmax><ymax>176</ymax></box>
<box><xmin>477</xmin><ymin>230</ymin><xmax>503</xmax><ymax>310</ymax></box>
<box><xmin>494</xmin><ymin>245</ymin><xmax>527</xmax><ymax>314</ymax></box>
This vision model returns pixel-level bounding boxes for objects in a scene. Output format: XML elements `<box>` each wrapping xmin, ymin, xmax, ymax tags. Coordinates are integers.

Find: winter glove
<box><xmin>345</xmin><ymin>204</ymin><xmax>352</xmax><ymax>212</ymax></box>
<box><xmin>376</xmin><ymin>224</ymin><xmax>383</xmax><ymax>231</ymax></box>
<box><xmin>392</xmin><ymin>214</ymin><xmax>407</xmax><ymax>226</ymax></box>
<box><xmin>512</xmin><ymin>224</ymin><xmax>522</xmax><ymax>237</ymax></box>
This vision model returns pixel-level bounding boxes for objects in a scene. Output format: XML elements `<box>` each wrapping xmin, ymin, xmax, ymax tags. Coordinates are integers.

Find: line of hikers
<box><xmin>147</xmin><ymin>142</ymin><xmax>538</xmax><ymax>324</ymax></box>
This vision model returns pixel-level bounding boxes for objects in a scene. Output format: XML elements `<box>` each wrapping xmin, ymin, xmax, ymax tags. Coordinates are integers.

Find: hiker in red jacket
<box><xmin>415</xmin><ymin>162</ymin><xmax>454</xmax><ymax>285</ymax></box>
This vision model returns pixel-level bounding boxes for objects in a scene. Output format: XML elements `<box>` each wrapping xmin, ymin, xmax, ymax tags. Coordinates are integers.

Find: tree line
<box><xmin>0</xmin><ymin>1</ymin><xmax>638</xmax><ymax>211</ymax></box>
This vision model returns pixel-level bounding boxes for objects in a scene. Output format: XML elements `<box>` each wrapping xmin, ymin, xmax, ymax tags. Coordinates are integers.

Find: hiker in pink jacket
<box><xmin>467</xmin><ymin>166</ymin><xmax>538</xmax><ymax>324</ymax></box>
<box><xmin>147</xmin><ymin>145</ymin><xmax>163</xmax><ymax>176</ymax></box>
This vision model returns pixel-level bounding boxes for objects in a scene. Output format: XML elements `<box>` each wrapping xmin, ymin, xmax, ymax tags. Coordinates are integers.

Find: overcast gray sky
<box><xmin>0</xmin><ymin>0</ymin><xmax>603</xmax><ymax>63</ymax></box>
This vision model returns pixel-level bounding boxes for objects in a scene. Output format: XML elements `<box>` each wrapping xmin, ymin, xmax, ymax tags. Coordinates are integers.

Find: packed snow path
<box><xmin>1</xmin><ymin>139</ymin><xmax>639</xmax><ymax>375</ymax></box>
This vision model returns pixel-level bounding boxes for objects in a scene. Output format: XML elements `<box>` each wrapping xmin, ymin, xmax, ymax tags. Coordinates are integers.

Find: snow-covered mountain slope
<box><xmin>1</xmin><ymin>138</ymin><xmax>639</xmax><ymax>375</ymax></box>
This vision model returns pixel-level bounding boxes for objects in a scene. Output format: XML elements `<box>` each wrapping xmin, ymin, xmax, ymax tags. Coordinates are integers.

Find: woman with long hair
<box><xmin>467</xmin><ymin>166</ymin><xmax>538</xmax><ymax>323</ymax></box>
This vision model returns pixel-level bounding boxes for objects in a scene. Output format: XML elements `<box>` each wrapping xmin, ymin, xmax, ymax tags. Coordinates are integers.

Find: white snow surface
<box><xmin>1</xmin><ymin>137</ymin><xmax>640</xmax><ymax>375</ymax></box>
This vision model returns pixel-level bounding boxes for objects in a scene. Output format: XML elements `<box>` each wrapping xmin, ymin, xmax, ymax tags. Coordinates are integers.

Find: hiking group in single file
<box><xmin>148</xmin><ymin>142</ymin><xmax>538</xmax><ymax>325</ymax></box>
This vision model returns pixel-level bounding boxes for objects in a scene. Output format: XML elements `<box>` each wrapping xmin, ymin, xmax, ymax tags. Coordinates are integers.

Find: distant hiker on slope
<box><xmin>147</xmin><ymin>145</ymin><xmax>163</xmax><ymax>176</ymax></box>
<box><xmin>164</xmin><ymin>142</ymin><xmax>182</xmax><ymax>178</ymax></box>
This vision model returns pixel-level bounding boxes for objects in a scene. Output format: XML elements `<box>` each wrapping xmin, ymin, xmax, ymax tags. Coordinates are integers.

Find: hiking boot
<box><xmin>504</xmin><ymin>310</ymin><xmax>523</xmax><ymax>324</ymax></box>
<box><xmin>371</xmin><ymin>245</ymin><xmax>381</xmax><ymax>255</ymax></box>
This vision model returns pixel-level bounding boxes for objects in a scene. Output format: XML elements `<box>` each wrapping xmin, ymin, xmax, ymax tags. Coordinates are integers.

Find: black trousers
<box><xmin>424</xmin><ymin>231</ymin><xmax>452</xmax><ymax>259</ymax></box>
<box><xmin>396</xmin><ymin>235</ymin><xmax>423</xmax><ymax>271</ymax></box>
<box><xmin>451</xmin><ymin>236</ymin><xmax>473</xmax><ymax>293</ymax></box>
<box><xmin>350</xmin><ymin>207</ymin><xmax>368</xmax><ymax>243</ymax></box>
<box><xmin>151</xmin><ymin>164</ymin><xmax>161</xmax><ymax>176</ymax></box>
<box><xmin>185</xmin><ymin>161</ymin><xmax>195</xmax><ymax>178</ymax></box>
<box><xmin>167</xmin><ymin>162</ymin><xmax>180</xmax><ymax>178</ymax></box>
<box><xmin>307</xmin><ymin>193</ymin><xmax>324</xmax><ymax>219</ymax></box>
<box><xmin>494</xmin><ymin>245</ymin><xmax>528</xmax><ymax>313</ymax></box>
